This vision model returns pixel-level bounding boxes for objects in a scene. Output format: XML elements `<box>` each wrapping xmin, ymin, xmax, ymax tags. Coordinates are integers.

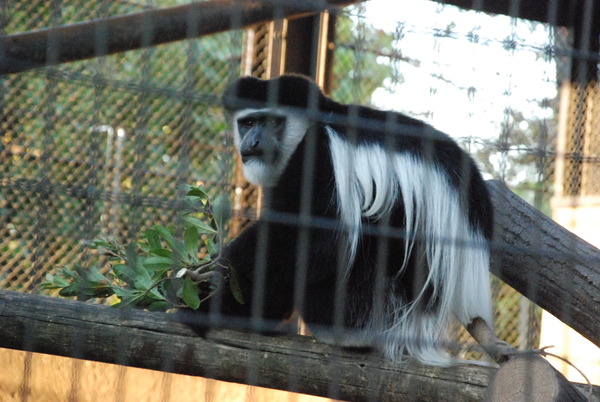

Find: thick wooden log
<box><xmin>0</xmin><ymin>289</ymin><xmax>597</xmax><ymax>401</ymax></box>
<box><xmin>487</xmin><ymin>180</ymin><xmax>600</xmax><ymax>349</ymax></box>
<box><xmin>467</xmin><ymin>318</ymin><xmax>590</xmax><ymax>401</ymax></box>
<box><xmin>431</xmin><ymin>0</ymin><xmax>589</xmax><ymax>27</ymax></box>
<box><xmin>0</xmin><ymin>288</ymin><xmax>495</xmax><ymax>401</ymax></box>
<box><xmin>0</xmin><ymin>0</ymin><xmax>359</xmax><ymax>75</ymax></box>
<box><xmin>487</xmin><ymin>354</ymin><xmax>594</xmax><ymax>402</ymax></box>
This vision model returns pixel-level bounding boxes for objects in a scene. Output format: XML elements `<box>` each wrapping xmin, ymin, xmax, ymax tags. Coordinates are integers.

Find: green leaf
<box><xmin>205</xmin><ymin>238</ymin><xmax>218</xmax><ymax>256</ymax></box>
<box><xmin>112</xmin><ymin>263</ymin><xmax>136</xmax><ymax>283</ymax></box>
<box><xmin>61</xmin><ymin>267</ymin><xmax>76</xmax><ymax>280</ymax></box>
<box><xmin>155</xmin><ymin>225</ymin><xmax>187</xmax><ymax>259</ymax></box>
<box><xmin>184</xmin><ymin>227</ymin><xmax>198</xmax><ymax>252</ymax></box>
<box><xmin>87</xmin><ymin>267</ymin><xmax>109</xmax><ymax>284</ymax></box>
<box><xmin>112</xmin><ymin>289</ymin><xmax>141</xmax><ymax>308</ymax></box>
<box><xmin>58</xmin><ymin>284</ymin><xmax>80</xmax><ymax>298</ymax></box>
<box><xmin>142</xmin><ymin>229</ymin><xmax>162</xmax><ymax>250</ymax></box>
<box><xmin>184</xmin><ymin>227</ymin><xmax>199</xmax><ymax>263</ymax></box>
<box><xmin>47</xmin><ymin>183</ymin><xmax>232</xmax><ymax>313</ymax></box>
<box><xmin>113</xmin><ymin>286</ymin><xmax>136</xmax><ymax>300</ymax></box>
<box><xmin>186</xmin><ymin>186</ymin><xmax>209</xmax><ymax>199</ymax></box>
<box><xmin>133</xmin><ymin>278</ymin><xmax>151</xmax><ymax>292</ymax></box>
<box><xmin>138</xmin><ymin>241</ymin><xmax>152</xmax><ymax>253</ymax></box>
<box><xmin>133</xmin><ymin>263</ymin><xmax>153</xmax><ymax>291</ymax></box>
<box><xmin>90</xmin><ymin>237</ymin><xmax>120</xmax><ymax>253</ymax></box>
<box><xmin>147</xmin><ymin>301</ymin><xmax>170</xmax><ymax>311</ymax></box>
<box><xmin>40</xmin><ymin>276</ymin><xmax>56</xmax><ymax>290</ymax></box>
<box><xmin>89</xmin><ymin>285</ymin><xmax>115</xmax><ymax>299</ymax></box>
<box><xmin>228</xmin><ymin>266</ymin><xmax>245</xmax><ymax>305</ymax></box>
<box><xmin>42</xmin><ymin>273</ymin><xmax>70</xmax><ymax>289</ymax></box>
<box><xmin>146</xmin><ymin>285</ymin><xmax>166</xmax><ymax>301</ymax></box>
<box><xmin>163</xmin><ymin>277</ymin><xmax>184</xmax><ymax>300</ymax></box>
<box><xmin>144</xmin><ymin>256</ymin><xmax>176</xmax><ymax>269</ymax></box>
<box><xmin>181</xmin><ymin>277</ymin><xmax>201</xmax><ymax>310</ymax></box>
<box><xmin>185</xmin><ymin>187</ymin><xmax>208</xmax><ymax>212</ymax></box>
<box><xmin>182</xmin><ymin>215</ymin><xmax>217</xmax><ymax>234</ymax></box>
<box><xmin>90</xmin><ymin>238</ymin><xmax>112</xmax><ymax>250</ymax></box>
<box><xmin>148</xmin><ymin>248</ymin><xmax>174</xmax><ymax>258</ymax></box>
<box><xmin>211</xmin><ymin>194</ymin><xmax>231</xmax><ymax>231</ymax></box>
<box><xmin>124</xmin><ymin>243</ymin><xmax>140</xmax><ymax>270</ymax></box>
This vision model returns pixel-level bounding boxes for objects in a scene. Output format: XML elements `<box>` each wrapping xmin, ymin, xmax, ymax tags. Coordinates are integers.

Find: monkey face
<box><xmin>232</xmin><ymin>108</ymin><xmax>309</xmax><ymax>187</ymax></box>
<box><xmin>237</xmin><ymin>112</ymin><xmax>286</xmax><ymax>164</ymax></box>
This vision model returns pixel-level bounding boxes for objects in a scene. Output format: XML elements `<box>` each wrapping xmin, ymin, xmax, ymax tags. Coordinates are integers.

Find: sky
<box><xmin>361</xmin><ymin>0</ymin><xmax>558</xmax><ymax>141</ymax></box>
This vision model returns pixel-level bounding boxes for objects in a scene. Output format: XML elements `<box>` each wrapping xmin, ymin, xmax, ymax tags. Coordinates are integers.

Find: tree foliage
<box><xmin>332</xmin><ymin>10</ymin><xmax>396</xmax><ymax>105</ymax></box>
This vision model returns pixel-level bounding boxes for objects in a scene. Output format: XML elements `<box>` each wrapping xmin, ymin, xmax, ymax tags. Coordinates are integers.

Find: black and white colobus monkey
<box><xmin>211</xmin><ymin>74</ymin><xmax>494</xmax><ymax>366</ymax></box>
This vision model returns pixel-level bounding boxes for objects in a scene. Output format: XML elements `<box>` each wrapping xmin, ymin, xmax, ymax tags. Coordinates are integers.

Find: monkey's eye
<box><xmin>265</xmin><ymin>117</ymin><xmax>284</xmax><ymax>128</ymax></box>
<box><xmin>239</xmin><ymin>118</ymin><xmax>255</xmax><ymax>129</ymax></box>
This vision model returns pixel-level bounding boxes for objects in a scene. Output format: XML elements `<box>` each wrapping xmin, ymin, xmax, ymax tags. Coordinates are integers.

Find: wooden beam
<box><xmin>431</xmin><ymin>0</ymin><xmax>595</xmax><ymax>27</ymax></box>
<box><xmin>0</xmin><ymin>287</ymin><xmax>597</xmax><ymax>401</ymax></box>
<box><xmin>488</xmin><ymin>180</ymin><xmax>600</xmax><ymax>349</ymax></box>
<box><xmin>0</xmin><ymin>288</ymin><xmax>497</xmax><ymax>401</ymax></box>
<box><xmin>0</xmin><ymin>0</ymin><xmax>360</xmax><ymax>75</ymax></box>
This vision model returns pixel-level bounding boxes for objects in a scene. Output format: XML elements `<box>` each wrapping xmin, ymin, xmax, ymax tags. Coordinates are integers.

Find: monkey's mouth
<box><xmin>240</xmin><ymin>150</ymin><xmax>264</xmax><ymax>164</ymax></box>
<box><xmin>241</xmin><ymin>150</ymin><xmax>279</xmax><ymax>165</ymax></box>
<box><xmin>241</xmin><ymin>155</ymin><xmax>263</xmax><ymax>165</ymax></box>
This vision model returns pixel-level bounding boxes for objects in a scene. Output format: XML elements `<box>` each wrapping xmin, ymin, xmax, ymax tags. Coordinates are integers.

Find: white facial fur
<box><xmin>232</xmin><ymin>108</ymin><xmax>310</xmax><ymax>187</ymax></box>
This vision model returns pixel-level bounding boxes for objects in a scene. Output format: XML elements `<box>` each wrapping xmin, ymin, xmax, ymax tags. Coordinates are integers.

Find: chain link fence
<box><xmin>562</xmin><ymin>82</ymin><xmax>600</xmax><ymax>197</ymax></box>
<box><xmin>1</xmin><ymin>0</ymin><xmax>595</xmax><ymax>384</ymax></box>
<box><xmin>1</xmin><ymin>0</ymin><xmax>242</xmax><ymax>292</ymax></box>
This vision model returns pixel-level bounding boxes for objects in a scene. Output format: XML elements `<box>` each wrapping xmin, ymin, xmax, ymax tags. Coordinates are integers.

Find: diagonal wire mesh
<box><xmin>1</xmin><ymin>0</ymin><xmax>243</xmax><ymax>292</ymax></box>
<box><xmin>1</xmin><ymin>0</ymin><xmax>599</xmax><ymax>398</ymax></box>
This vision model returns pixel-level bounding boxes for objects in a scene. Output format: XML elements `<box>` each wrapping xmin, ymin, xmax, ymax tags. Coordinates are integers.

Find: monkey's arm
<box><xmin>202</xmin><ymin>221</ymin><xmax>297</xmax><ymax>321</ymax></box>
<box><xmin>203</xmin><ymin>216</ymin><xmax>339</xmax><ymax>321</ymax></box>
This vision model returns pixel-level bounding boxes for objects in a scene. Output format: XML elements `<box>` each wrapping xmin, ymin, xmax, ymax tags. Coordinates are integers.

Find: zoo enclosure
<box><xmin>0</xmin><ymin>0</ymin><xmax>599</xmax><ymax>400</ymax></box>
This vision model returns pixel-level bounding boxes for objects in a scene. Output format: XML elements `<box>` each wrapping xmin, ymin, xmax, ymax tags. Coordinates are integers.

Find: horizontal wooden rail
<box><xmin>0</xmin><ymin>0</ymin><xmax>359</xmax><ymax>75</ymax></box>
<box><xmin>0</xmin><ymin>289</ymin><xmax>498</xmax><ymax>401</ymax></box>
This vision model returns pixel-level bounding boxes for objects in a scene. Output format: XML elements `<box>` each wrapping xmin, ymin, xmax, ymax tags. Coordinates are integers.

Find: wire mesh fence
<box><xmin>1</xmin><ymin>0</ymin><xmax>599</xmax><ymax>399</ymax></box>
<box><xmin>1</xmin><ymin>0</ymin><xmax>243</xmax><ymax>292</ymax></box>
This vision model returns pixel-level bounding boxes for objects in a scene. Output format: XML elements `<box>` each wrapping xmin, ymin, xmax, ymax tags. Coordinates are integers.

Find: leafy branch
<box><xmin>42</xmin><ymin>186</ymin><xmax>243</xmax><ymax>311</ymax></box>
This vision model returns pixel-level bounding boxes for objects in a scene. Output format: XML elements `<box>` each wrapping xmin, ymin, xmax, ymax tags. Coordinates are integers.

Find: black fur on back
<box><xmin>222</xmin><ymin>74</ymin><xmax>492</xmax><ymax>240</ymax></box>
